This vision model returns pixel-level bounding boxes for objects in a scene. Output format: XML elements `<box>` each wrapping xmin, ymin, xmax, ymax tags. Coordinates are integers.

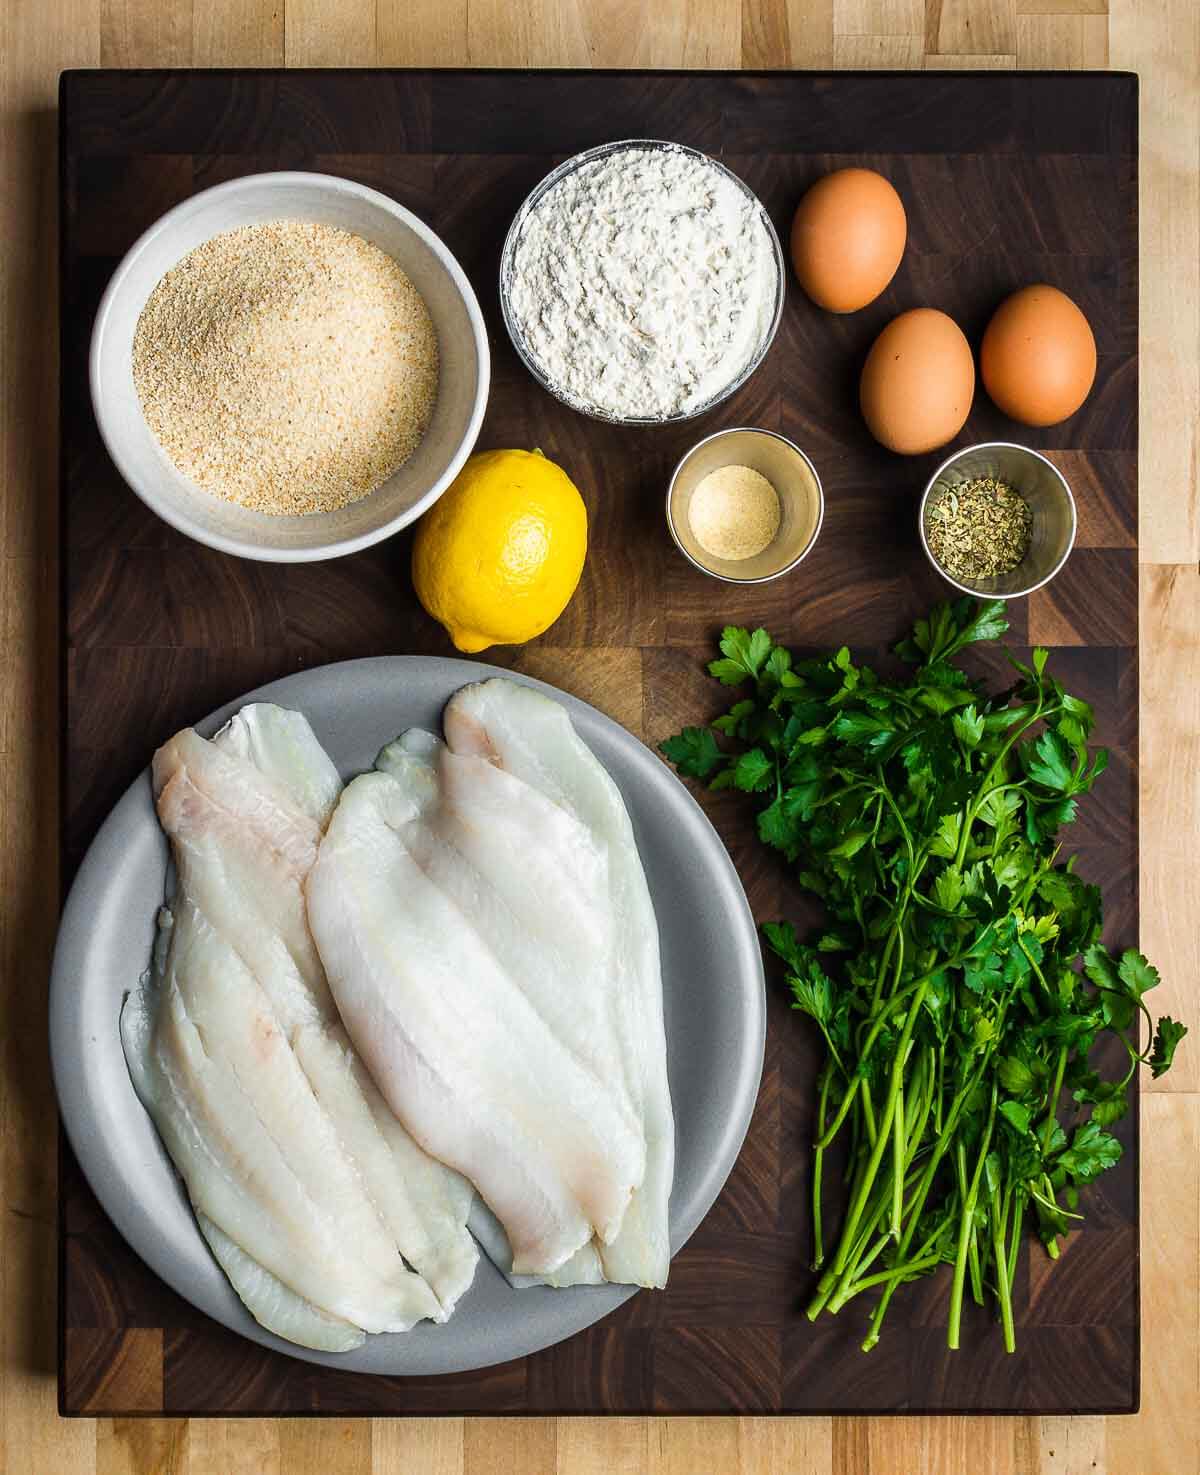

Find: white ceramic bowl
<box><xmin>90</xmin><ymin>171</ymin><xmax>490</xmax><ymax>563</ymax></box>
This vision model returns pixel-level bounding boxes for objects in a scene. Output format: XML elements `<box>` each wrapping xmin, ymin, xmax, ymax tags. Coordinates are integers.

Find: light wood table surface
<box><xmin>2</xmin><ymin>1</ymin><xmax>1197</xmax><ymax>1471</ymax></box>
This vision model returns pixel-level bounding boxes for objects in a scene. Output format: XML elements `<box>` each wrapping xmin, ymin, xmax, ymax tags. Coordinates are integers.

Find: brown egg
<box><xmin>981</xmin><ymin>284</ymin><xmax>1097</xmax><ymax>426</ymax></box>
<box><xmin>790</xmin><ymin>168</ymin><xmax>907</xmax><ymax>314</ymax></box>
<box><xmin>860</xmin><ymin>309</ymin><xmax>975</xmax><ymax>456</ymax></box>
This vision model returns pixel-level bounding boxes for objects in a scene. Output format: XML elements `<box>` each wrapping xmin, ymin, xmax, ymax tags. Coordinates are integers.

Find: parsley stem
<box><xmin>835</xmin><ymin>1251</ymin><xmax>944</xmax><ymax>1306</ymax></box>
<box><xmin>990</xmin><ymin>1181</ymin><xmax>1016</xmax><ymax>1354</ymax></box>
<box><xmin>1041</xmin><ymin>1044</ymin><xmax>1068</xmax><ymax>1157</ymax></box>
<box><xmin>1095</xmin><ymin>987</ymin><xmax>1161</xmax><ymax>1068</ymax></box>
<box><xmin>956</xmin><ymin>1143</ymin><xmax>984</xmax><ymax>1306</ymax></box>
<box><xmin>903</xmin><ymin>1047</ymin><xmax>933</xmax><ymax>1172</ymax></box>
<box><xmin>825</xmin><ymin>1160</ymin><xmax>923</xmax><ymax>1314</ymax></box>
<box><xmin>870</xmin><ymin>910</ymin><xmax>904</xmax><ymax>1013</ymax></box>
<box><xmin>948</xmin><ymin>1081</ymin><xmax>997</xmax><ymax>1350</ymax></box>
<box><xmin>874</xmin><ymin>774</ymin><xmax>916</xmax><ymax>876</ymax></box>
<box><xmin>860</xmin><ymin>1078</ymin><xmax>878</xmax><ymax>1148</ymax></box>
<box><xmin>862</xmin><ymin>1050</ymin><xmax>993</xmax><ymax>1349</ymax></box>
<box><xmin>891</xmin><ymin>1074</ymin><xmax>905</xmax><ymax>1239</ymax></box>
<box><xmin>952</xmin><ymin>698</ymin><xmax>1052</xmax><ymax>872</ymax></box>
<box><xmin>831</xmin><ymin>985</ymin><xmax>929</xmax><ymax>1276</ymax></box>
<box><xmin>846</xmin><ymin>1099</ymin><xmax>860</xmax><ymax>1180</ymax></box>
<box><xmin>1018</xmin><ymin>936</ymin><xmax>1053</xmax><ymax>1000</ymax></box>
<box><xmin>812</xmin><ymin>1063</ymin><xmax>832</xmax><ymax>1270</ymax></box>
<box><xmin>1007</xmin><ymin>1191</ymin><xmax>1025</xmax><ymax>1289</ymax></box>
<box><xmin>973</xmin><ymin>1210</ymin><xmax>988</xmax><ymax>1307</ymax></box>
<box><xmin>835</xmin><ymin>1219</ymin><xmax>890</xmax><ymax>1301</ymax></box>
<box><xmin>816</xmin><ymin>1075</ymin><xmax>861</xmax><ymax>1151</ymax></box>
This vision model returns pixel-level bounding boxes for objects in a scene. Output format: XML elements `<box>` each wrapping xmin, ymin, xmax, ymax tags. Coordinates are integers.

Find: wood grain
<box><xmin>96</xmin><ymin>1415</ymin><xmax>187</xmax><ymax>1475</ymax></box>
<box><xmin>1138</xmin><ymin>565</ymin><xmax>1200</xmax><ymax>1094</ymax></box>
<box><xmin>279</xmin><ymin>1420</ymin><xmax>373</xmax><ymax>1475</ymax></box>
<box><xmin>183</xmin><ymin>1419</ymin><xmax>283</xmax><ymax>1475</ymax></box>
<box><xmin>0</xmin><ymin>2</ymin><xmax>1196</xmax><ymax>1472</ymax></box>
<box><xmin>372</xmin><ymin>1418</ymin><xmax>465</xmax><ymax>1475</ymax></box>
<box><xmin>925</xmin><ymin>0</ymin><xmax>1015</xmax><ymax>55</ymax></box>
<box><xmin>1111</xmin><ymin>0</ymin><xmax>1200</xmax><ymax>565</ymax></box>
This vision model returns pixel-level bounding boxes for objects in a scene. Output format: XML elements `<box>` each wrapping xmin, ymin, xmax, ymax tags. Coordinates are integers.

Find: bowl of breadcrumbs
<box><xmin>90</xmin><ymin>171</ymin><xmax>490</xmax><ymax>562</ymax></box>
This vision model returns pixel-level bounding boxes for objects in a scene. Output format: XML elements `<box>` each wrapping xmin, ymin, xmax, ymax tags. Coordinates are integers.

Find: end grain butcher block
<box><xmin>60</xmin><ymin>68</ymin><xmax>1138</xmax><ymax>1416</ymax></box>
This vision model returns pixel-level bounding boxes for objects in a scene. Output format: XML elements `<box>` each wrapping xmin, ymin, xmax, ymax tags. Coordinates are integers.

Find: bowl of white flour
<box><xmin>500</xmin><ymin>141</ymin><xmax>785</xmax><ymax>425</ymax></box>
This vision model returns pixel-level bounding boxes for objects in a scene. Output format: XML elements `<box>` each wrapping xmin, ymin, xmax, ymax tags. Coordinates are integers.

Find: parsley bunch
<box><xmin>662</xmin><ymin>599</ymin><xmax>1186</xmax><ymax>1353</ymax></box>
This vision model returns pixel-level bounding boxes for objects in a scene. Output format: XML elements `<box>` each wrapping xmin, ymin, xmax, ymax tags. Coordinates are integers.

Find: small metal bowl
<box><xmin>919</xmin><ymin>442</ymin><xmax>1077</xmax><ymax>600</ymax></box>
<box><xmin>499</xmin><ymin>140</ymin><xmax>786</xmax><ymax>426</ymax></box>
<box><xmin>667</xmin><ymin>428</ymin><xmax>824</xmax><ymax>584</ymax></box>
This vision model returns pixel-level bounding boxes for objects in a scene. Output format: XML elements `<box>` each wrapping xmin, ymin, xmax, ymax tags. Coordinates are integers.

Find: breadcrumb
<box><xmin>132</xmin><ymin>220</ymin><xmax>439</xmax><ymax>517</ymax></box>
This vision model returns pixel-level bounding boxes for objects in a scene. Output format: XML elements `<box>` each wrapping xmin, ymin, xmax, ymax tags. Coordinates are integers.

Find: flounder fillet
<box><xmin>308</xmin><ymin>680</ymin><xmax>674</xmax><ymax>1286</ymax></box>
<box><xmin>121</xmin><ymin>704</ymin><xmax>477</xmax><ymax>1350</ymax></box>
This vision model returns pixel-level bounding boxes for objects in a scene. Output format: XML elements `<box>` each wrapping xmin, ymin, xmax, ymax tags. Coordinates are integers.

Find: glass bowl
<box><xmin>498</xmin><ymin>139</ymin><xmax>786</xmax><ymax>427</ymax></box>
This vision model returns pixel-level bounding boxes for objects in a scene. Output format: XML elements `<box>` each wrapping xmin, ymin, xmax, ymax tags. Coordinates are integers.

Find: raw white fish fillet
<box><xmin>443</xmin><ymin>680</ymin><xmax>675</xmax><ymax>1289</ymax></box>
<box><xmin>120</xmin><ymin>704</ymin><xmax>478</xmax><ymax>1349</ymax></box>
<box><xmin>198</xmin><ymin>1213</ymin><xmax>366</xmax><ymax>1353</ymax></box>
<box><xmin>309</xmin><ymin>717</ymin><xmax>654</xmax><ymax>1276</ymax></box>
<box><xmin>466</xmin><ymin>1199</ymin><xmax>606</xmax><ymax>1290</ymax></box>
<box><xmin>308</xmin><ymin>679</ymin><xmax>674</xmax><ymax>1288</ymax></box>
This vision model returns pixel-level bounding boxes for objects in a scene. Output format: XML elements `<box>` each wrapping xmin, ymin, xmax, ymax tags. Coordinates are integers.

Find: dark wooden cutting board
<box><xmin>59</xmin><ymin>68</ymin><xmax>1138</xmax><ymax>1416</ymax></box>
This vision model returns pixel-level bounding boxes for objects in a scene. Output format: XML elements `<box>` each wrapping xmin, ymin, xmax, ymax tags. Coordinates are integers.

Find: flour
<box><xmin>505</xmin><ymin>144</ymin><xmax>777</xmax><ymax>420</ymax></box>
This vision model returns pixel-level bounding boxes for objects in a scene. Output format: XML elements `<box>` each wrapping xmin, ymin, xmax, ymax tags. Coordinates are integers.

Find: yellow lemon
<box><xmin>412</xmin><ymin>449</ymin><xmax>588</xmax><ymax>654</ymax></box>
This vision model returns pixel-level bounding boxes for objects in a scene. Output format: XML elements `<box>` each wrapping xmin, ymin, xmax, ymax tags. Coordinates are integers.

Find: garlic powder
<box><xmin>688</xmin><ymin>464</ymin><xmax>781</xmax><ymax>562</ymax></box>
<box><xmin>505</xmin><ymin>145</ymin><xmax>777</xmax><ymax>420</ymax></box>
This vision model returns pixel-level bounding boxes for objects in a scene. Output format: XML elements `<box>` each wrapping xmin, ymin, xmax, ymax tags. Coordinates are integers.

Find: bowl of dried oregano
<box><xmin>919</xmin><ymin>442</ymin><xmax>1077</xmax><ymax>600</ymax></box>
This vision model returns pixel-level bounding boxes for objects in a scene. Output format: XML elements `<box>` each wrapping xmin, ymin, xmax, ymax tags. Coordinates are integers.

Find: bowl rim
<box><xmin>88</xmin><ymin>169</ymin><xmax>491</xmax><ymax>564</ymax></box>
<box><xmin>498</xmin><ymin>139</ymin><xmax>786</xmax><ymax>427</ymax></box>
<box><xmin>917</xmin><ymin>441</ymin><xmax>1078</xmax><ymax>600</ymax></box>
<box><xmin>665</xmin><ymin>426</ymin><xmax>826</xmax><ymax>585</ymax></box>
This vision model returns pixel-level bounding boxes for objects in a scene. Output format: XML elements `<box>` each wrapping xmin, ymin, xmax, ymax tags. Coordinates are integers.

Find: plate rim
<box><xmin>50</xmin><ymin>654</ymin><xmax>767</xmax><ymax>1375</ymax></box>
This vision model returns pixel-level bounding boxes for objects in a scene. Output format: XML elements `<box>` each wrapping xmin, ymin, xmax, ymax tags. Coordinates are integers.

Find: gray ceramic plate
<box><xmin>49</xmin><ymin>656</ymin><xmax>766</xmax><ymax>1375</ymax></box>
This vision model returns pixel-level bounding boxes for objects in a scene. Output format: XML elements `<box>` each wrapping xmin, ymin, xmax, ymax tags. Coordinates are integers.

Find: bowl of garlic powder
<box><xmin>667</xmin><ymin>428</ymin><xmax>825</xmax><ymax>584</ymax></box>
<box><xmin>500</xmin><ymin>140</ymin><xmax>785</xmax><ymax>425</ymax></box>
<box><xmin>90</xmin><ymin>171</ymin><xmax>490</xmax><ymax>562</ymax></box>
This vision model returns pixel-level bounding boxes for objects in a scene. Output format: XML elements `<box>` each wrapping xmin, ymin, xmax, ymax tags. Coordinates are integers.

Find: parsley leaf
<box><xmin>659</xmin><ymin>726</ymin><xmax>724</xmax><ymax>780</ymax></box>
<box><xmin>733</xmin><ymin>748</ymin><xmax>774</xmax><ymax>793</ymax></box>
<box><xmin>951</xmin><ymin>705</ymin><xmax>985</xmax><ymax>750</ymax></box>
<box><xmin>1025</xmin><ymin>729</ymin><xmax>1075</xmax><ymax>792</ymax></box>
<box><xmin>1082</xmin><ymin>942</ymin><xmax>1121</xmax><ymax>993</ymax></box>
<box><xmin>1150</xmin><ymin>1017</ymin><xmax>1188</xmax><ymax>1078</ymax></box>
<box><xmin>997</xmin><ymin>1055</ymin><xmax>1036</xmax><ymax>1095</ymax></box>
<box><xmin>929</xmin><ymin>813</ymin><xmax>962</xmax><ymax>859</ymax></box>
<box><xmin>1056</xmin><ymin>1121</ymin><xmax>1123</xmax><ymax>1182</ymax></box>
<box><xmin>758</xmin><ymin>791</ymin><xmax>810</xmax><ymax>859</ymax></box>
<box><xmin>709</xmin><ymin>626</ymin><xmax>773</xmax><ymax>685</ymax></box>
<box><xmin>1117</xmin><ymin>949</ymin><xmax>1161</xmax><ymax>1000</ymax></box>
<box><xmin>831</xmin><ymin>712</ymin><xmax>895</xmax><ymax>752</ymax></box>
<box><xmin>999</xmin><ymin>1100</ymin><xmax>1032</xmax><ymax>1135</ymax></box>
<box><xmin>932</xmin><ymin>867</ymin><xmax>965</xmax><ymax>913</ymax></box>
